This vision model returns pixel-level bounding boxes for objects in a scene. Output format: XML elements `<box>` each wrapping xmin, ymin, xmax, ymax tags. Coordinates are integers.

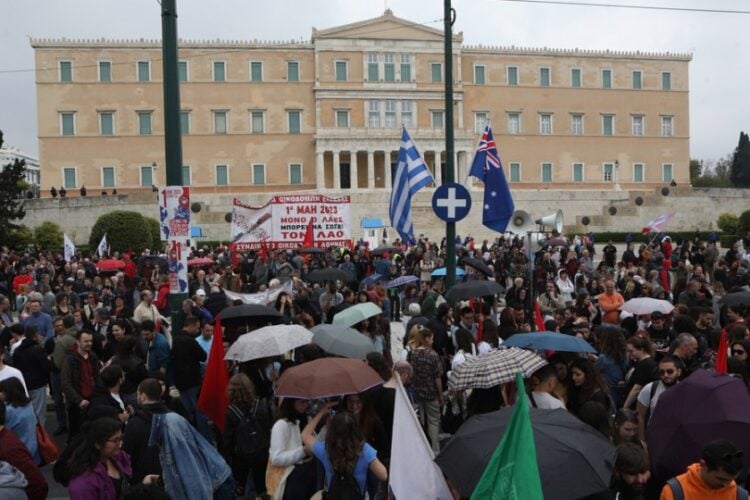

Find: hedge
<box><xmin>89</xmin><ymin>211</ymin><xmax>153</xmax><ymax>254</ymax></box>
<box><xmin>572</xmin><ymin>231</ymin><xmax>724</xmax><ymax>244</ymax></box>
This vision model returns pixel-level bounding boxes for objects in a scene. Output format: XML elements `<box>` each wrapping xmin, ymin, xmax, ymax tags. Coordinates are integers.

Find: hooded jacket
<box><xmin>660</xmin><ymin>463</ymin><xmax>743</xmax><ymax>500</ymax></box>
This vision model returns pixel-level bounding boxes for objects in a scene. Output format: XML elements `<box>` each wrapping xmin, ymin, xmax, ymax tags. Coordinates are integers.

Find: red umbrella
<box><xmin>187</xmin><ymin>257</ymin><xmax>215</xmax><ymax>267</ymax></box>
<box><xmin>96</xmin><ymin>259</ymin><xmax>125</xmax><ymax>271</ymax></box>
<box><xmin>275</xmin><ymin>358</ymin><xmax>383</xmax><ymax>399</ymax></box>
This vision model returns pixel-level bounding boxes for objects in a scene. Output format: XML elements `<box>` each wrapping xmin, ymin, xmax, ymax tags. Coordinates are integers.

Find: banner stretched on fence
<box><xmin>231</xmin><ymin>195</ymin><xmax>351</xmax><ymax>250</ymax></box>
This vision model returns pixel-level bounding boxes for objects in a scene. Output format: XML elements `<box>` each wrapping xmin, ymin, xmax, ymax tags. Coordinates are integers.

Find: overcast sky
<box><xmin>1</xmin><ymin>0</ymin><xmax>747</xmax><ymax>164</ymax></box>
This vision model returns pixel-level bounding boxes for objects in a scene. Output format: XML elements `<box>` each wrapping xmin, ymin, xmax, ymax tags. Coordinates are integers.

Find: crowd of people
<box><xmin>0</xmin><ymin>230</ymin><xmax>747</xmax><ymax>499</ymax></box>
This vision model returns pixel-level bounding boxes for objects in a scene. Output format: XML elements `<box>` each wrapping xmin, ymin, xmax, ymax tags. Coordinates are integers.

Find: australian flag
<box><xmin>469</xmin><ymin>124</ymin><xmax>514</xmax><ymax>233</ymax></box>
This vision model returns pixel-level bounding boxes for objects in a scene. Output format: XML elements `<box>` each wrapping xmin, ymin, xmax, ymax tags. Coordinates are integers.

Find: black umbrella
<box><xmin>719</xmin><ymin>290</ymin><xmax>750</xmax><ymax>308</ymax></box>
<box><xmin>445</xmin><ymin>280</ymin><xmax>504</xmax><ymax>302</ymax></box>
<box><xmin>460</xmin><ymin>257</ymin><xmax>493</xmax><ymax>277</ymax></box>
<box><xmin>218</xmin><ymin>303</ymin><xmax>282</xmax><ymax>327</ymax></box>
<box><xmin>371</xmin><ymin>245</ymin><xmax>399</xmax><ymax>256</ymax></box>
<box><xmin>436</xmin><ymin>408</ymin><xmax>616</xmax><ymax>500</ymax></box>
<box><xmin>306</xmin><ymin>268</ymin><xmax>353</xmax><ymax>283</ymax></box>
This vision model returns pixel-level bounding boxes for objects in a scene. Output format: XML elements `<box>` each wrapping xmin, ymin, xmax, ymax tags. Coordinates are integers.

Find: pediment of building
<box><xmin>313</xmin><ymin>9</ymin><xmax>461</xmax><ymax>43</ymax></box>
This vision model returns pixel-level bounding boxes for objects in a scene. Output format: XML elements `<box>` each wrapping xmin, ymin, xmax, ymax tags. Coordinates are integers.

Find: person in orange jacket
<box><xmin>660</xmin><ymin>440</ymin><xmax>748</xmax><ymax>500</ymax></box>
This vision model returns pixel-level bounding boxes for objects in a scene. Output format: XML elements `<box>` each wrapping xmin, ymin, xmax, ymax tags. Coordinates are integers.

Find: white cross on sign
<box><xmin>436</xmin><ymin>187</ymin><xmax>467</xmax><ymax>219</ymax></box>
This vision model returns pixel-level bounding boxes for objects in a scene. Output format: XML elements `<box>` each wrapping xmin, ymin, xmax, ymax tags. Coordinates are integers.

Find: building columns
<box><xmin>333</xmin><ymin>151</ymin><xmax>341</xmax><ymax>190</ymax></box>
<box><xmin>367</xmin><ymin>150</ymin><xmax>375</xmax><ymax>189</ymax></box>
<box><xmin>350</xmin><ymin>151</ymin><xmax>358</xmax><ymax>190</ymax></box>
<box><xmin>316</xmin><ymin>151</ymin><xmax>325</xmax><ymax>190</ymax></box>
<box><xmin>384</xmin><ymin>151</ymin><xmax>392</xmax><ymax>190</ymax></box>
<box><xmin>433</xmin><ymin>151</ymin><xmax>442</xmax><ymax>187</ymax></box>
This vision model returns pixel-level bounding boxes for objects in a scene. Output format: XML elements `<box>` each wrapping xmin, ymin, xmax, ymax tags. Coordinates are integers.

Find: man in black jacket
<box><xmin>10</xmin><ymin>325</ymin><xmax>50</xmax><ymax>427</ymax></box>
<box><xmin>171</xmin><ymin>316</ymin><xmax>208</xmax><ymax>438</ymax></box>
<box><xmin>123</xmin><ymin>378</ymin><xmax>170</xmax><ymax>484</ymax></box>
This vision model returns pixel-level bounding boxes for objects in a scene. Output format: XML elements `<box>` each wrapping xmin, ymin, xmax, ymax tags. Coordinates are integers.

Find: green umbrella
<box><xmin>311</xmin><ymin>324</ymin><xmax>375</xmax><ymax>360</ymax></box>
<box><xmin>332</xmin><ymin>302</ymin><xmax>382</xmax><ymax>327</ymax></box>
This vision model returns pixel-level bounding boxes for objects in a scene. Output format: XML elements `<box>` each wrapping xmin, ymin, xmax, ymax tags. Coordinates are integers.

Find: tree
<box><xmin>730</xmin><ymin>131</ymin><xmax>750</xmax><ymax>187</ymax></box>
<box><xmin>739</xmin><ymin>209</ymin><xmax>750</xmax><ymax>235</ymax></box>
<box><xmin>693</xmin><ymin>155</ymin><xmax>732</xmax><ymax>188</ymax></box>
<box><xmin>689</xmin><ymin>159</ymin><xmax>702</xmax><ymax>183</ymax></box>
<box><xmin>33</xmin><ymin>221</ymin><xmax>64</xmax><ymax>251</ymax></box>
<box><xmin>89</xmin><ymin>211</ymin><xmax>153</xmax><ymax>254</ymax></box>
<box><xmin>717</xmin><ymin>213</ymin><xmax>739</xmax><ymax>235</ymax></box>
<box><xmin>144</xmin><ymin>217</ymin><xmax>162</xmax><ymax>252</ymax></box>
<box><xmin>0</xmin><ymin>131</ymin><xmax>28</xmax><ymax>247</ymax></box>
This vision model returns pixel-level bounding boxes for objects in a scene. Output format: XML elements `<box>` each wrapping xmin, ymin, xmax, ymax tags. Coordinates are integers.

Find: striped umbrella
<box><xmin>448</xmin><ymin>347</ymin><xmax>547</xmax><ymax>391</ymax></box>
<box><xmin>386</xmin><ymin>275</ymin><xmax>419</xmax><ymax>288</ymax></box>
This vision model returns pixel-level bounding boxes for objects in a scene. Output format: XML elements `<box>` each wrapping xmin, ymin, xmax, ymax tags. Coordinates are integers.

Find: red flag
<box><xmin>230</xmin><ymin>243</ymin><xmax>238</xmax><ymax>268</ymax></box>
<box><xmin>716</xmin><ymin>329</ymin><xmax>728</xmax><ymax>374</ymax></box>
<box><xmin>303</xmin><ymin>219</ymin><xmax>314</xmax><ymax>248</ymax></box>
<box><xmin>197</xmin><ymin>316</ymin><xmax>229</xmax><ymax>432</ymax></box>
<box><xmin>259</xmin><ymin>242</ymin><xmax>268</xmax><ymax>262</ymax></box>
<box><xmin>534</xmin><ymin>301</ymin><xmax>545</xmax><ymax>332</ymax></box>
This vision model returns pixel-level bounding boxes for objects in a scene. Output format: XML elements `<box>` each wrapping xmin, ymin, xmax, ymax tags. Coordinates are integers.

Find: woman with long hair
<box><xmin>222</xmin><ymin>373</ymin><xmax>271</xmax><ymax>498</ymax></box>
<box><xmin>566</xmin><ymin>358</ymin><xmax>610</xmax><ymax>417</ymax></box>
<box><xmin>341</xmin><ymin>393</ymin><xmax>388</xmax><ymax>498</ymax></box>
<box><xmin>0</xmin><ymin>378</ymin><xmax>41</xmax><ymax>464</ymax></box>
<box><xmin>268</xmin><ymin>398</ymin><xmax>316</xmax><ymax>500</ymax></box>
<box><xmin>622</xmin><ymin>335</ymin><xmax>658</xmax><ymax>410</ymax></box>
<box><xmin>594</xmin><ymin>328</ymin><xmax>629</xmax><ymax>408</ymax></box>
<box><xmin>302</xmin><ymin>404</ymin><xmax>387</xmax><ymax>498</ymax></box>
<box><xmin>612</xmin><ymin>408</ymin><xmax>641</xmax><ymax>446</ymax></box>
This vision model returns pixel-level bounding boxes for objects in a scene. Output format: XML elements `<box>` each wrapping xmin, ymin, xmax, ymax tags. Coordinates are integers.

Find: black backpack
<box><xmin>324</xmin><ymin>468</ymin><xmax>363</xmax><ymax>500</ymax></box>
<box><xmin>228</xmin><ymin>400</ymin><xmax>270</xmax><ymax>459</ymax></box>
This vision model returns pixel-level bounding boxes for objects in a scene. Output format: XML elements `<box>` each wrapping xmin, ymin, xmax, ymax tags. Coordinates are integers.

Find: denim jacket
<box><xmin>149</xmin><ymin>412</ymin><xmax>231</xmax><ymax>500</ymax></box>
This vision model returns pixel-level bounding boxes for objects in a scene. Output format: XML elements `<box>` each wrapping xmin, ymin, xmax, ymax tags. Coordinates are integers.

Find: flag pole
<box><xmin>444</xmin><ymin>0</ymin><xmax>457</xmax><ymax>289</ymax></box>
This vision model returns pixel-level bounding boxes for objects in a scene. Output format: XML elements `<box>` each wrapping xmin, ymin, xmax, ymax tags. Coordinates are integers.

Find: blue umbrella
<box><xmin>503</xmin><ymin>332</ymin><xmax>597</xmax><ymax>354</ymax></box>
<box><xmin>386</xmin><ymin>275</ymin><xmax>419</xmax><ymax>288</ymax></box>
<box><xmin>432</xmin><ymin>267</ymin><xmax>466</xmax><ymax>277</ymax></box>
<box><xmin>361</xmin><ymin>273</ymin><xmax>383</xmax><ymax>286</ymax></box>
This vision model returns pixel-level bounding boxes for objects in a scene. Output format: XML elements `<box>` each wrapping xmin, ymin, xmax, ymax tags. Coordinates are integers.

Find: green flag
<box><xmin>470</xmin><ymin>372</ymin><xmax>544</xmax><ymax>500</ymax></box>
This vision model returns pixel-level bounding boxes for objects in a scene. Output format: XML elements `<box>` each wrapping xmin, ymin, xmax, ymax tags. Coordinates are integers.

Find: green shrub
<box><xmin>739</xmin><ymin>210</ymin><xmax>750</xmax><ymax>235</ymax></box>
<box><xmin>33</xmin><ymin>221</ymin><xmax>64</xmax><ymax>251</ymax></box>
<box><xmin>8</xmin><ymin>225</ymin><xmax>34</xmax><ymax>250</ymax></box>
<box><xmin>89</xmin><ymin>211</ymin><xmax>152</xmax><ymax>254</ymax></box>
<box><xmin>572</xmin><ymin>231</ymin><xmax>721</xmax><ymax>244</ymax></box>
<box><xmin>719</xmin><ymin>234</ymin><xmax>738</xmax><ymax>249</ymax></box>
<box><xmin>717</xmin><ymin>213</ymin><xmax>740</xmax><ymax>235</ymax></box>
<box><xmin>144</xmin><ymin>217</ymin><xmax>162</xmax><ymax>250</ymax></box>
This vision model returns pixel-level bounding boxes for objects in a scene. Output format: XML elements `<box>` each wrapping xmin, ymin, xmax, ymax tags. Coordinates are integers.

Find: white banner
<box><xmin>231</xmin><ymin>194</ymin><xmax>351</xmax><ymax>250</ymax></box>
<box><xmin>222</xmin><ymin>281</ymin><xmax>293</xmax><ymax>305</ymax></box>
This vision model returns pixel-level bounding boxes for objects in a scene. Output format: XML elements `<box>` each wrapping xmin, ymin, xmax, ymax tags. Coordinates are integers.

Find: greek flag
<box><xmin>389</xmin><ymin>128</ymin><xmax>434</xmax><ymax>245</ymax></box>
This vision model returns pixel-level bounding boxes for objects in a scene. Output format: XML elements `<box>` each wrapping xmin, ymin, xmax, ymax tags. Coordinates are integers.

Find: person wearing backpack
<box><xmin>221</xmin><ymin>373</ymin><xmax>272</xmax><ymax>498</ymax></box>
<box><xmin>302</xmin><ymin>402</ymin><xmax>387</xmax><ymax>499</ymax></box>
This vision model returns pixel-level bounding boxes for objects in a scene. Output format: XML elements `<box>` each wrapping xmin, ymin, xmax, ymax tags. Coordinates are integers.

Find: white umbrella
<box><xmin>332</xmin><ymin>302</ymin><xmax>382</xmax><ymax>327</ymax></box>
<box><xmin>620</xmin><ymin>297</ymin><xmax>674</xmax><ymax>316</ymax></box>
<box><xmin>224</xmin><ymin>324</ymin><xmax>313</xmax><ymax>362</ymax></box>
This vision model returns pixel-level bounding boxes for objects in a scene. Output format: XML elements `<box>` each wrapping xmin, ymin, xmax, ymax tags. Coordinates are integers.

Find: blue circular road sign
<box><xmin>432</xmin><ymin>182</ymin><xmax>472</xmax><ymax>222</ymax></box>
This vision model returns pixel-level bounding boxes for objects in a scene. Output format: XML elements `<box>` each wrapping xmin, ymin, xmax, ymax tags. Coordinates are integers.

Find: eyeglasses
<box><xmin>659</xmin><ymin>369</ymin><xmax>676</xmax><ymax>375</ymax></box>
<box><xmin>732</xmin><ymin>350</ymin><xmax>746</xmax><ymax>356</ymax></box>
<box><xmin>107</xmin><ymin>436</ymin><xmax>123</xmax><ymax>445</ymax></box>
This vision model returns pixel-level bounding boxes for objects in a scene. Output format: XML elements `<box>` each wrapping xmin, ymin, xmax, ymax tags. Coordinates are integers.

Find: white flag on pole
<box><xmin>97</xmin><ymin>234</ymin><xmax>108</xmax><ymax>258</ymax></box>
<box><xmin>63</xmin><ymin>234</ymin><xmax>76</xmax><ymax>263</ymax></box>
<box><xmin>389</xmin><ymin>376</ymin><xmax>452</xmax><ymax>500</ymax></box>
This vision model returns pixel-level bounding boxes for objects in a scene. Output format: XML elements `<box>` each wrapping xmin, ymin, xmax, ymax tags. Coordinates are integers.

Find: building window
<box><xmin>539</xmin><ymin>67</ymin><xmax>550</xmax><ymax>87</ymax></box>
<box><xmin>632</xmin><ymin>70</ymin><xmax>642</xmax><ymax>89</ymax></box>
<box><xmin>60</xmin><ymin>112</ymin><xmax>75</xmax><ymax>136</ymax></box>
<box><xmin>59</xmin><ymin>61</ymin><xmax>72</xmax><ymax>82</ymax></box>
<box><xmin>573</xmin><ymin>163</ymin><xmax>584</xmax><ymax>182</ymax></box>
<box><xmin>288</xmin><ymin>111</ymin><xmax>301</xmax><ymax>134</ymax></box>
<box><xmin>509</xmin><ymin>162</ymin><xmax>521</xmax><ymax>183</ymax></box>
<box><xmin>602</xmin><ymin>69</ymin><xmax>612</xmax><ymax>89</ymax></box>
<box><xmin>475</xmin><ymin>112</ymin><xmax>489</xmax><ymax>133</ymax></box>
<box><xmin>571</xmin><ymin>114</ymin><xmax>583</xmax><ymax>135</ymax></box>
<box><xmin>99</xmin><ymin>112</ymin><xmax>114</xmax><ymax>136</ymax></box>
<box><xmin>181</xmin><ymin>165</ymin><xmax>191</xmax><ymax>186</ymax></box>
<box><xmin>335</xmin><ymin>61</ymin><xmax>348</xmax><ymax>81</ymax></box>
<box><xmin>252</xmin><ymin>164</ymin><xmax>266</xmax><ymax>185</ymax></box>
<box><xmin>507</xmin><ymin>113</ymin><xmax>521</xmax><ymax>134</ymax></box>
<box><xmin>541</xmin><ymin>163</ymin><xmax>553</xmax><ymax>183</ymax></box>
<box><xmin>507</xmin><ymin>66</ymin><xmax>518</xmax><ymax>86</ymax></box>
<box><xmin>603</xmin><ymin>162</ymin><xmax>614</xmax><ymax>182</ymax></box>
<box><xmin>662</xmin><ymin>71</ymin><xmax>672</xmax><ymax>90</ymax></box>
<box><xmin>213</xmin><ymin>111</ymin><xmax>227</xmax><ymax>134</ymax></box>
<box><xmin>138</xmin><ymin>112</ymin><xmax>152</xmax><ymax>135</ymax></box>
<box><xmin>250</xmin><ymin>61</ymin><xmax>263</xmax><ymax>82</ymax></box>
<box><xmin>368</xmin><ymin>100</ymin><xmax>380</xmax><ymax>128</ymax></box>
<box><xmin>661</xmin><ymin>116</ymin><xmax>674</xmax><ymax>137</ymax></box>
<box><xmin>430</xmin><ymin>63</ymin><xmax>442</xmax><ymax>83</ymax></box>
<box><xmin>178</xmin><ymin>61</ymin><xmax>188</xmax><ymax>82</ymax></box>
<box><xmin>384</xmin><ymin>53</ymin><xmax>395</xmax><ymax>82</ymax></box>
<box><xmin>539</xmin><ymin>113</ymin><xmax>552</xmax><ymax>135</ymax></box>
<box><xmin>367</xmin><ymin>53</ymin><xmax>379</xmax><ymax>81</ymax></box>
<box><xmin>287</xmin><ymin>61</ymin><xmax>299</xmax><ymax>82</ymax></box>
<box><xmin>215</xmin><ymin>165</ymin><xmax>229</xmax><ymax>186</ymax></box>
<box><xmin>633</xmin><ymin>163</ymin><xmax>644</xmax><ymax>182</ymax></box>
<box><xmin>401</xmin><ymin>100</ymin><xmax>414</xmax><ymax>128</ymax></box>
<box><xmin>384</xmin><ymin>100</ymin><xmax>397</xmax><ymax>127</ymax></box>
<box><xmin>213</xmin><ymin>61</ymin><xmax>226</xmax><ymax>82</ymax></box>
<box><xmin>662</xmin><ymin>164</ymin><xmax>673</xmax><ymax>182</ymax></box>
<box><xmin>101</xmin><ymin>167</ymin><xmax>115</xmax><ymax>188</ymax></box>
<box><xmin>571</xmin><ymin>68</ymin><xmax>581</xmax><ymax>88</ymax></box>
<box><xmin>63</xmin><ymin>167</ymin><xmax>77</xmax><ymax>189</ymax></box>
<box><xmin>602</xmin><ymin>114</ymin><xmax>614</xmax><ymax>136</ymax></box>
<box><xmin>289</xmin><ymin>163</ymin><xmax>302</xmax><ymax>184</ymax></box>
<box><xmin>431</xmin><ymin>110</ymin><xmax>444</xmax><ymax>130</ymax></box>
<box><xmin>474</xmin><ymin>65</ymin><xmax>486</xmax><ymax>85</ymax></box>
<box><xmin>98</xmin><ymin>61</ymin><xmax>111</xmax><ymax>82</ymax></box>
<box><xmin>335</xmin><ymin>110</ymin><xmax>349</xmax><ymax>128</ymax></box>
<box><xmin>400</xmin><ymin>54</ymin><xmax>412</xmax><ymax>82</ymax></box>
<box><xmin>180</xmin><ymin>111</ymin><xmax>190</xmax><ymax>135</ymax></box>
<box><xmin>137</xmin><ymin>61</ymin><xmax>150</xmax><ymax>82</ymax></box>
<box><xmin>631</xmin><ymin>115</ymin><xmax>644</xmax><ymax>136</ymax></box>
<box><xmin>140</xmin><ymin>165</ymin><xmax>154</xmax><ymax>187</ymax></box>
<box><xmin>250</xmin><ymin>111</ymin><xmax>264</xmax><ymax>134</ymax></box>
